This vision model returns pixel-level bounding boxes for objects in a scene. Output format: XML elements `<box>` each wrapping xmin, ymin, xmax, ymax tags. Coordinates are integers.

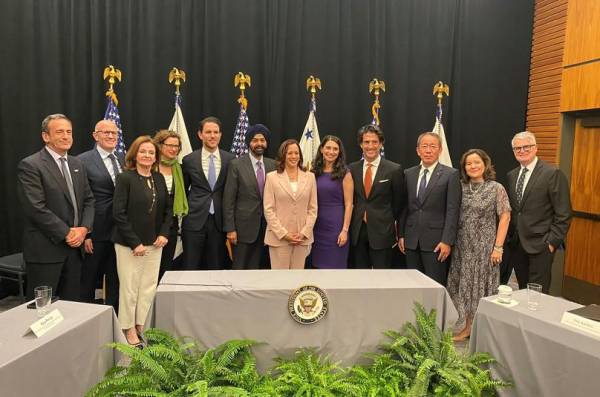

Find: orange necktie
<box><xmin>364</xmin><ymin>163</ymin><xmax>373</xmax><ymax>222</ymax></box>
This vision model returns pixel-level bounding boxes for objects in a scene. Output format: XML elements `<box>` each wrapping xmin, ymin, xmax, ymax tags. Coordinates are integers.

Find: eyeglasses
<box><xmin>95</xmin><ymin>130</ymin><xmax>119</xmax><ymax>136</ymax></box>
<box><xmin>512</xmin><ymin>144</ymin><xmax>535</xmax><ymax>153</ymax></box>
<box><xmin>419</xmin><ymin>144</ymin><xmax>439</xmax><ymax>150</ymax></box>
<box><xmin>162</xmin><ymin>143</ymin><xmax>181</xmax><ymax>149</ymax></box>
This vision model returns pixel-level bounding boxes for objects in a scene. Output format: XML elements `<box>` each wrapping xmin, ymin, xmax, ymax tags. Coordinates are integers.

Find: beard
<box><xmin>251</xmin><ymin>145</ymin><xmax>265</xmax><ymax>156</ymax></box>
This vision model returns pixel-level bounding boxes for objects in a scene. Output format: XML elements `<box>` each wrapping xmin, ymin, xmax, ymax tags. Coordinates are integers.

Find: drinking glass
<box><xmin>527</xmin><ymin>283</ymin><xmax>542</xmax><ymax>311</ymax></box>
<box><xmin>34</xmin><ymin>286</ymin><xmax>52</xmax><ymax>317</ymax></box>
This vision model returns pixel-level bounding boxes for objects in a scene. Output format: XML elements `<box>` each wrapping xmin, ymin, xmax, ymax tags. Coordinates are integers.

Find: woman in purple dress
<box><xmin>311</xmin><ymin>136</ymin><xmax>354</xmax><ymax>268</ymax></box>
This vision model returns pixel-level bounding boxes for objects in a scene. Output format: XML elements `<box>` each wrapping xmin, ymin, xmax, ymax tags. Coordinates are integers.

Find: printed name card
<box><xmin>28</xmin><ymin>309</ymin><xmax>64</xmax><ymax>337</ymax></box>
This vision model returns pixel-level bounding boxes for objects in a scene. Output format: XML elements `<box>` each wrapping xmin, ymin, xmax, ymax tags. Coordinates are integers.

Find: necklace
<box><xmin>469</xmin><ymin>181</ymin><xmax>484</xmax><ymax>193</ymax></box>
<box><xmin>140</xmin><ymin>173</ymin><xmax>157</xmax><ymax>214</ymax></box>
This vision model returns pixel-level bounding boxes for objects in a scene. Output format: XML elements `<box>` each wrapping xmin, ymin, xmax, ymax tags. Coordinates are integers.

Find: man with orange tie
<box><xmin>349</xmin><ymin>124</ymin><xmax>405</xmax><ymax>268</ymax></box>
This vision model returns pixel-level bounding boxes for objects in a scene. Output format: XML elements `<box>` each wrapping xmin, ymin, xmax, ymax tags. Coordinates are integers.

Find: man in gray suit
<box><xmin>223</xmin><ymin>124</ymin><xmax>276</xmax><ymax>269</ymax></box>
<box><xmin>17</xmin><ymin>114</ymin><xmax>95</xmax><ymax>300</ymax></box>
<box><xmin>505</xmin><ymin>131</ymin><xmax>571</xmax><ymax>293</ymax></box>
<box><xmin>399</xmin><ymin>132</ymin><xmax>461</xmax><ymax>285</ymax></box>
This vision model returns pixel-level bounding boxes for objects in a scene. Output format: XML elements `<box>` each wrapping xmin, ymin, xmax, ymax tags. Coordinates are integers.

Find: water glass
<box><xmin>34</xmin><ymin>286</ymin><xmax>52</xmax><ymax>317</ymax></box>
<box><xmin>527</xmin><ymin>283</ymin><xmax>542</xmax><ymax>311</ymax></box>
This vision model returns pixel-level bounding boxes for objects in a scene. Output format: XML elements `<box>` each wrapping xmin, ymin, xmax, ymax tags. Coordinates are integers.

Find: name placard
<box><xmin>28</xmin><ymin>309</ymin><xmax>64</xmax><ymax>337</ymax></box>
<box><xmin>561</xmin><ymin>311</ymin><xmax>600</xmax><ymax>338</ymax></box>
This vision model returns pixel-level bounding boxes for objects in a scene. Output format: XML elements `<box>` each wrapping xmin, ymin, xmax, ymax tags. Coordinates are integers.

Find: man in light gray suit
<box><xmin>223</xmin><ymin>124</ymin><xmax>276</xmax><ymax>269</ymax></box>
<box><xmin>399</xmin><ymin>132</ymin><xmax>461</xmax><ymax>285</ymax></box>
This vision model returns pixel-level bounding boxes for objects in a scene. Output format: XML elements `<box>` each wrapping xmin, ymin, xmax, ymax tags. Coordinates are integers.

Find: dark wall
<box><xmin>0</xmin><ymin>0</ymin><xmax>534</xmax><ymax>255</ymax></box>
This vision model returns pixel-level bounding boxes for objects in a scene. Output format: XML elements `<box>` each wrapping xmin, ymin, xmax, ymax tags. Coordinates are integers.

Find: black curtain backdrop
<box><xmin>0</xmin><ymin>0</ymin><xmax>534</xmax><ymax>256</ymax></box>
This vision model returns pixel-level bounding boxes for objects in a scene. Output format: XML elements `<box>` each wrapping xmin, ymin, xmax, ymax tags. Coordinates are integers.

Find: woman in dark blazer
<box><xmin>153</xmin><ymin>130</ymin><xmax>188</xmax><ymax>281</ymax></box>
<box><xmin>113</xmin><ymin>135</ymin><xmax>172</xmax><ymax>346</ymax></box>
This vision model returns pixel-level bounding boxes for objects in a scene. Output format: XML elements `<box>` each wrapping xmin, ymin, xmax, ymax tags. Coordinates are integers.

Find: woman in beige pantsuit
<box><xmin>263</xmin><ymin>139</ymin><xmax>318</xmax><ymax>269</ymax></box>
<box><xmin>113</xmin><ymin>136</ymin><xmax>172</xmax><ymax>346</ymax></box>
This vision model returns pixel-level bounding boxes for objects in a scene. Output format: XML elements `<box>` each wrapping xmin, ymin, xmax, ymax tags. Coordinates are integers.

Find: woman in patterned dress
<box><xmin>447</xmin><ymin>149</ymin><xmax>511</xmax><ymax>341</ymax></box>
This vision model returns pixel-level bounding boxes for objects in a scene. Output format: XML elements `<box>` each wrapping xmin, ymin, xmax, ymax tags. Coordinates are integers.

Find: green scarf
<box><xmin>161</xmin><ymin>158</ymin><xmax>188</xmax><ymax>217</ymax></box>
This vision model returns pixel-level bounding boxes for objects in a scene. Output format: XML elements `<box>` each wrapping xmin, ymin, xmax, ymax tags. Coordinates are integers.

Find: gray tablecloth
<box><xmin>0</xmin><ymin>300</ymin><xmax>124</xmax><ymax>397</ymax></box>
<box><xmin>152</xmin><ymin>269</ymin><xmax>458</xmax><ymax>371</ymax></box>
<box><xmin>469</xmin><ymin>289</ymin><xmax>600</xmax><ymax>397</ymax></box>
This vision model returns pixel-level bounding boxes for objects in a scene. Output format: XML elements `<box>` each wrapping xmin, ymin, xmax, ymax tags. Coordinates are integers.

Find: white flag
<box><xmin>168</xmin><ymin>96</ymin><xmax>193</xmax><ymax>162</ymax></box>
<box><xmin>299</xmin><ymin>98</ymin><xmax>321</xmax><ymax>168</ymax></box>
<box><xmin>432</xmin><ymin>106</ymin><xmax>452</xmax><ymax>167</ymax></box>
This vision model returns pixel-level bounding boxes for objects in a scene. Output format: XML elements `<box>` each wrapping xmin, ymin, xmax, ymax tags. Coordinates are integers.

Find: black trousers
<box><xmin>81</xmin><ymin>240</ymin><xmax>119</xmax><ymax>311</ymax></box>
<box><xmin>232</xmin><ymin>221</ymin><xmax>270</xmax><ymax>270</ymax></box>
<box><xmin>507</xmin><ymin>240</ymin><xmax>554</xmax><ymax>293</ymax></box>
<box><xmin>405</xmin><ymin>247</ymin><xmax>448</xmax><ymax>286</ymax></box>
<box><xmin>158</xmin><ymin>219</ymin><xmax>181</xmax><ymax>281</ymax></box>
<box><xmin>27</xmin><ymin>248</ymin><xmax>82</xmax><ymax>301</ymax></box>
<box><xmin>352</xmin><ymin>221</ymin><xmax>392</xmax><ymax>269</ymax></box>
<box><xmin>181</xmin><ymin>215</ymin><xmax>228</xmax><ymax>270</ymax></box>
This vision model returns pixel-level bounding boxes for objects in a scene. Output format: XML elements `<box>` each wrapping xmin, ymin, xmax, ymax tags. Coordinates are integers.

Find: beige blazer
<box><xmin>263</xmin><ymin>169</ymin><xmax>318</xmax><ymax>247</ymax></box>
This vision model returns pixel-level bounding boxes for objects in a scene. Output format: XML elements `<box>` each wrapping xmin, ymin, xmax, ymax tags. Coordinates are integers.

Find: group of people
<box><xmin>17</xmin><ymin>113</ymin><xmax>571</xmax><ymax>345</ymax></box>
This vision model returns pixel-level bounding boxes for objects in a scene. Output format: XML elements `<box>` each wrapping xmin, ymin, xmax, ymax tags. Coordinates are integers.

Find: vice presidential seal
<box><xmin>288</xmin><ymin>285</ymin><xmax>328</xmax><ymax>324</ymax></box>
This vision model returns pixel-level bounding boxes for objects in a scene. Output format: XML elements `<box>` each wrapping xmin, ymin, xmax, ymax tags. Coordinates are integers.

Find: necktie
<box><xmin>516</xmin><ymin>167</ymin><xmax>528</xmax><ymax>204</ymax></box>
<box><xmin>208</xmin><ymin>154</ymin><xmax>216</xmax><ymax>214</ymax></box>
<box><xmin>417</xmin><ymin>168</ymin><xmax>429</xmax><ymax>202</ymax></box>
<box><xmin>256</xmin><ymin>161</ymin><xmax>265</xmax><ymax>196</ymax></box>
<box><xmin>363</xmin><ymin>163</ymin><xmax>373</xmax><ymax>222</ymax></box>
<box><xmin>108</xmin><ymin>153</ymin><xmax>121</xmax><ymax>184</ymax></box>
<box><xmin>59</xmin><ymin>157</ymin><xmax>79</xmax><ymax>226</ymax></box>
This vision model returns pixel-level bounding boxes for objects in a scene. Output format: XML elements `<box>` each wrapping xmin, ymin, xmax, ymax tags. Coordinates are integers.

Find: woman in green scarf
<box><xmin>153</xmin><ymin>130</ymin><xmax>189</xmax><ymax>281</ymax></box>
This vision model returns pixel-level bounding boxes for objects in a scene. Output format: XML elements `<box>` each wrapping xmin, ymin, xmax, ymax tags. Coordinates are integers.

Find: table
<box><xmin>0</xmin><ymin>300</ymin><xmax>124</xmax><ymax>397</ymax></box>
<box><xmin>151</xmin><ymin>269</ymin><xmax>458</xmax><ymax>371</ymax></box>
<box><xmin>469</xmin><ymin>289</ymin><xmax>600</xmax><ymax>397</ymax></box>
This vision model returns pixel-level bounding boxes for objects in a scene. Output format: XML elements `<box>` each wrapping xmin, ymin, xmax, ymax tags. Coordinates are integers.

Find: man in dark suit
<box><xmin>17</xmin><ymin>114</ymin><xmax>95</xmax><ymax>300</ymax></box>
<box><xmin>78</xmin><ymin>119</ymin><xmax>124</xmax><ymax>307</ymax></box>
<box><xmin>399</xmin><ymin>132</ymin><xmax>461</xmax><ymax>285</ymax></box>
<box><xmin>181</xmin><ymin>116</ymin><xmax>235</xmax><ymax>270</ymax></box>
<box><xmin>504</xmin><ymin>131</ymin><xmax>571</xmax><ymax>293</ymax></box>
<box><xmin>349</xmin><ymin>124</ymin><xmax>405</xmax><ymax>268</ymax></box>
<box><xmin>223</xmin><ymin>124</ymin><xmax>276</xmax><ymax>269</ymax></box>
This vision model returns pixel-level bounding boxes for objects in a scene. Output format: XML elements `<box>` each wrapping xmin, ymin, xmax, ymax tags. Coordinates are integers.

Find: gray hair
<box><xmin>417</xmin><ymin>131</ymin><xmax>442</xmax><ymax>147</ymax></box>
<box><xmin>511</xmin><ymin>131</ymin><xmax>536</xmax><ymax>147</ymax></box>
<box><xmin>41</xmin><ymin>114</ymin><xmax>71</xmax><ymax>133</ymax></box>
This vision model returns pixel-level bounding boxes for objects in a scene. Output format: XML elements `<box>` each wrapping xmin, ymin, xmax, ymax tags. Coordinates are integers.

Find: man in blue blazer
<box><xmin>399</xmin><ymin>132</ymin><xmax>461</xmax><ymax>285</ymax></box>
<box><xmin>17</xmin><ymin>114</ymin><xmax>95</xmax><ymax>300</ymax></box>
<box><xmin>181</xmin><ymin>116</ymin><xmax>235</xmax><ymax>270</ymax></box>
<box><xmin>78</xmin><ymin>119</ymin><xmax>124</xmax><ymax>308</ymax></box>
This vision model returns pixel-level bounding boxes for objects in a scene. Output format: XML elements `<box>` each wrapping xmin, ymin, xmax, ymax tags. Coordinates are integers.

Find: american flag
<box><xmin>230</xmin><ymin>104</ymin><xmax>249</xmax><ymax>157</ymax></box>
<box><xmin>104</xmin><ymin>97</ymin><xmax>125</xmax><ymax>154</ymax></box>
<box><xmin>432</xmin><ymin>103</ymin><xmax>452</xmax><ymax>166</ymax></box>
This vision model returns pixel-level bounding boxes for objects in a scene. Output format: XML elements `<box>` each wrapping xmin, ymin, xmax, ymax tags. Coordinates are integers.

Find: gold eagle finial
<box><xmin>168</xmin><ymin>68</ymin><xmax>187</xmax><ymax>95</ymax></box>
<box><xmin>234</xmin><ymin>72</ymin><xmax>251</xmax><ymax>110</ymax></box>
<box><xmin>433</xmin><ymin>81</ymin><xmax>450</xmax><ymax>105</ymax></box>
<box><xmin>369</xmin><ymin>78</ymin><xmax>386</xmax><ymax>126</ymax></box>
<box><xmin>306</xmin><ymin>76</ymin><xmax>322</xmax><ymax>99</ymax></box>
<box><xmin>103</xmin><ymin>65</ymin><xmax>122</xmax><ymax>105</ymax></box>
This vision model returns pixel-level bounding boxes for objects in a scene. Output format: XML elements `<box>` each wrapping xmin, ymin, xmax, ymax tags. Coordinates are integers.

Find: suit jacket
<box><xmin>181</xmin><ymin>148</ymin><xmax>235</xmax><ymax>232</ymax></box>
<box><xmin>349</xmin><ymin>158</ymin><xmax>405</xmax><ymax>250</ymax></box>
<box><xmin>223</xmin><ymin>154</ymin><xmax>276</xmax><ymax>243</ymax></box>
<box><xmin>17</xmin><ymin>148</ymin><xmax>95</xmax><ymax>263</ymax></box>
<box><xmin>78</xmin><ymin>147</ymin><xmax>125</xmax><ymax>242</ymax></box>
<box><xmin>399</xmin><ymin>163</ymin><xmax>461</xmax><ymax>251</ymax></box>
<box><xmin>263</xmin><ymin>169</ymin><xmax>318</xmax><ymax>247</ymax></box>
<box><xmin>112</xmin><ymin>170</ymin><xmax>172</xmax><ymax>249</ymax></box>
<box><xmin>506</xmin><ymin>159</ymin><xmax>571</xmax><ymax>254</ymax></box>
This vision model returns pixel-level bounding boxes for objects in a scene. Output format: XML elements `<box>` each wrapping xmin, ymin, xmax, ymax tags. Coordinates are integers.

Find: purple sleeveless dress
<box><xmin>312</xmin><ymin>172</ymin><xmax>349</xmax><ymax>268</ymax></box>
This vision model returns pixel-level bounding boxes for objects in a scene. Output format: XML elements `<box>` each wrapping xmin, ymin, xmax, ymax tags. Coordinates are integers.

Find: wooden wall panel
<box><xmin>563</xmin><ymin>0</ymin><xmax>600</xmax><ymax>66</ymax></box>
<box><xmin>560</xmin><ymin>62</ymin><xmax>600</xmax><ymax>111</ymax></box>
<box><xmin>569</xmin><ymin>120</ymin><xmax>600</xmax><ymax>213</ymax></box>
<box><xmin>526</xmin><ymin>0</ymin><xmax>568</xmax><ymax>165</ymax></box>
<box><xmin>564</xmin><ymin>218</ymin><xmax>600</xmax><ymax>285</ymax></box>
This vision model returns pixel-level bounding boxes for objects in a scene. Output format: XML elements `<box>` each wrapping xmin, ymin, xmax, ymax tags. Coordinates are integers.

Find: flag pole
<box><xmin>169</xmin><ymin>67</ymin><xmax>187</xmax><ymax>96</ymax></box>
<box><xmin>432</xmin><ymin>81</ymin><xmax>452</xmax><ymax>167</ymax></box>
<box><xmin>432</xmin><ymin>81</ymin><xmax>450</xmax><ymax>118</ymax></box>
<box><xmin>369</xmin><ymin>78</ymin><xmax>385</xmax><ymax>126</ymax></box>
<box><xmin>301</xmin><ymin>76</ymin><xmax>322</xmax><ymax>170</ymax></box>
<box><xmin>234</xmin><ymin>72</ymin><xmax>251</xmax><ymax>110</ymax></box>
<box><xmin>103</xmin><ymin>65</ymin><xmax>122</xmax><ymax>105</ymax></box>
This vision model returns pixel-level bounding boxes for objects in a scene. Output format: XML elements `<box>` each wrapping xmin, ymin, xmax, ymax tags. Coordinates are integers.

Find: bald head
<box><xmin>92</xmin><ymin>119</ymin><xmax>119</xmax><ymax>152</ymax></box>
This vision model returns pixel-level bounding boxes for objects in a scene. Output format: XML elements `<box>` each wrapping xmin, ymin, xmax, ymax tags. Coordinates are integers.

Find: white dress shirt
<box><xmin>201</xmin><ymin>147</ymin><xmax>222</xmax><ymax>182</ymax></box>
<box><xmin>362</xmin><ymin>155</ymin><xmax>381</xmax><ymax>185</ymax></box>
<box><xmin>517</xmin><ymin>156</ymin><xmax>538</xmax><ymax>193</ymax></box>
<box><xmin>416</xmin><ymin>161</ymin><xmax>438</xmax><ymax>196</ymax></box>
<box><xmin>45</xmin><ymin>146</ymin><xmax>73</xmax><ymax>180</ymax></box>
<box><xmin>96</xmin><ymin>145</ymin><xmax>121</xmax><ymax>183</ymax></box>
